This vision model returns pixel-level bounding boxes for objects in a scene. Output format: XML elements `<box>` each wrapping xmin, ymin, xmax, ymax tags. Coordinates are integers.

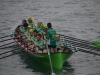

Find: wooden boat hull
<box><xmin>27</xmin><ymin>51</ymin><xmax>72</xmax><ymax>69</ymax></box>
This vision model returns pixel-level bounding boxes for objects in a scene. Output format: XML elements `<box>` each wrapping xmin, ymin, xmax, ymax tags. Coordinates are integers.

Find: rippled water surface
<box><xmin>0</xmin><ymin>0</ymin><xmax>100</xmax><ymax>75</ymax></box>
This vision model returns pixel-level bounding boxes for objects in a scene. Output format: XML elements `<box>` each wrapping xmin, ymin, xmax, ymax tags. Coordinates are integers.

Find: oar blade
<box><xmin>91</xmin><ymin>41</ymin><xmax>100</xmax><ymax>49</ymax></box>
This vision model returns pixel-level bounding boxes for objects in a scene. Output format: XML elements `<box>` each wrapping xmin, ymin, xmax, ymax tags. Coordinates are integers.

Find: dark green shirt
<box><xmin>28</xmin><ymin>35</ymin><xmax>36</xmax><ymax>41</ymax></box>
<box><xmin>35</xmin><ymin>26</ymin><xmax>44</xmax><ymax>34</ymax></box>
<box><xmin>35</xmin><ymin>39</ymin><xmax>45</xmax><ymax>50</ymax></box>
<box><xmin>28</xmin><ymin>23</ymin><xmax>36</xmax><ymax>29</ymax></box>
<box><xmin>46</xmin><ymin>28</ymin><xmax>56</xmax><ymax>46</ymax></box>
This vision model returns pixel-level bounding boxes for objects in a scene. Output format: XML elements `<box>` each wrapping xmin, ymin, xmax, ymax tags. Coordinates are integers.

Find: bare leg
<box><xmin>38</xmin><ymin>50</ymin><xmax>42</xmax><ymax>53</ymax></box>
<box><xmin>43</xmin><ymin>49</ymin><xmax>47</xmax><ymax>53</ymax></box>
<box><xmin>53</xmin><ymin>48</ymin><xmax>57</xmax><ymax>52</ymax></box>
<box><xmin>58</xmin><ymin>50</ymin><xmax>63</xmax><ymax>52</ymax></box>
<box><xmin>50</xmin><ymin>48</ymin><xmax>54</xmax><ymax>53</ymax></box>
<box><xmin>63</xmin><ymin>48</ymin><xmax>70</xmax><ymax>52</ymax></box>
<box><xmin>33</xmin><ymin>47</ymin><xmax>37</xmax><ymax>52</ymax></box>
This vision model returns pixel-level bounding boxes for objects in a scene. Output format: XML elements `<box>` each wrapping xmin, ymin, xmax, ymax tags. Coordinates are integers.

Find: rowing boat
<box><xmin>14</xmin><ymin>25</ymin><xmax>74</xmax><ymax>70</ymax></box>
<box><xmin>14</xmin><ymin>37</ymin><xmax>73</xmax><ymax>69</ymax></box>
<box><xmin>28</xmin><ymin>51</ymin><xmax>72</xmax><ymax>69</ymax></box>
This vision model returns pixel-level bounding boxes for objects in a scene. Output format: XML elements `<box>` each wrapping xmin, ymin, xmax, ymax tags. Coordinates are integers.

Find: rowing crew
<box><xmin>15</xmin><ymin>17</ymin><xmax>72</xmax><ymax>53</ymax></box>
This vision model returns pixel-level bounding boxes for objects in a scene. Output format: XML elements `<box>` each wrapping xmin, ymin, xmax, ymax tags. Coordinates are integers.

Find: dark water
<box><xmin>0</xmin><ymin>0</ymin><xmax>100</xmax><ymax>75</ymax></box>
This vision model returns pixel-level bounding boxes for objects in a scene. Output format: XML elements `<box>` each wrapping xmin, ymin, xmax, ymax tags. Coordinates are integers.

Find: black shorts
<box><xmin>48</xmin><ymin>45</ymin><xmax>56</xmax><ymax>48</ymax></box>
<box><xmin>57</xmin><ymin>48</ymin><xmax>61</xmax><ymax>51</ymax></box>
<box><xmin>38</xmin><ymin>49</ymin><xmax>44</xmax><ymax>51</ymax></box>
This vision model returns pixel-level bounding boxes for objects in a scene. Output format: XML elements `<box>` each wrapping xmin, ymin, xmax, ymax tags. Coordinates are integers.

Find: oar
<box><xmin>46</xmin><ymin>40</ymin><xmax>55</xmax><ymax>75</ymax></box>
<box><xmin>0</xmin><ymin>42</ymin><xmax>15</xmax><ymax>47</ymax></box>
<box><xmin>65</xmin><ymin>39</ymin><xmax>100</xmax><ymax>51</ymax></box>
<box><xmin>0</xmin><ymin>50</ymin><xmax>24</xmax><ymax>59</ymax></box>
<box><xmin>0</xmin><ymin>45</ymin><xmax>16</xmax><ymax>50</ymax></box>
<box><xmin>77</xmin><ymin>48</ymin><xmax>100</xmax><ymax>56</ymax></box>
<box><xmin>91</xmin><ymin>41</ymin><xmax>100</xmax><ymax>49</ymax></box>
<box><xmin>60</xmin><ymin>34</ymin><xmax>90</xmax><ymax>44</ymax></box>
<box><xmin>0</xmin><ymin>38</ymin><xmax>13</xmax><ymax>42</ymax></box>
<box><xmin>0</xmin><ymin>47</ymin><xmax>21</xmax><ymax>55</ymax></box>
<box><xmin>66</xmin><ymin>42</ymin><xmax>100</xmax><ymax>56</ymax></box>
<box><xmin>0</xmin><ymin>34</ymin><xmax>15</xmax><ymax>39</ymax></box>
<box><xmin>60</xmin><ymin>34</ymin><xmax>100</xmax><ymax>48</ymax></box>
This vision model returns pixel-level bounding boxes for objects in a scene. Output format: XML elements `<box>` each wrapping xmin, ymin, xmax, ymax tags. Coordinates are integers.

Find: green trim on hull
<box><xmin>91</xmin><ymin>41</ymin><xmax>100</xmax><ymax>49</ymax></box>
<box><xmin>27</xmin><ymin>51</ymin><xmax>72</xmax><ymax>69</ymax></box>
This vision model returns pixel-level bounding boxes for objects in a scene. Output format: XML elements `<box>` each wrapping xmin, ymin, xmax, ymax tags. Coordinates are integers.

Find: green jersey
<box><xmin>24</xmin><ymin>30</ymin><xmax>29</xmax><ymax>36</ymax></box>
<box><xmin>35</xmin><ymin>39</ymin><xmax>45</xmax><ymax>50</ymax></box>
<box><xmin>28</xmin><ymin>35</ymin><xmax>36</xmax><ymax>41</ymax></box>
<box><xmin>56</xmin><ymin>39</ymin><xmax>65</xmax><ymax>49</ymax></box>
<box><xmin>46</xmin><ymin>28</ymin><xmax>56</xmax><ymax>46</ymax></box>
<box><xmin>35</xmin><ymin>26</ymin><xmax>44</xmax><ymax>34</ymax></box>
<box><xmin>28</xmin><ymin>23</ymin><xmax>36</xmax><ymax>29</ymax></box>
<box><xmin>19</xmin><ymin>25</ymin><xmax>25</xmax><ymax>32</ymax></box>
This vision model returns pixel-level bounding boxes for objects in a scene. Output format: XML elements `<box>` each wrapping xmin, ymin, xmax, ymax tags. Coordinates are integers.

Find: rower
<box><xmin>46</xmin><ymin>22</ymin><xmax>57</xmax><ymax>53</ymax></box>
<box><xmin>42</xmin><ymin>24</ymin><xmax>48</xmax><ymax>40</ymax></box>
<box><xmin>28</xmin><ymin>29</ymin><xmax>38</xmax><ymax>44</ymax></box>
<box><xmin>34</xmin><ymin>34</ymin><xmax>47</xmax><ymax>53</ymax></box>
<box><xmin>15</xmin><ymin>20</ymin><xmax>27</xmax><ymax>37</ymax></box>
<box><xmin>35</xmin><ymin>21</ymin><xmax>44</xmax><ymax>34</ymax></box>
<box><xmin>56</xmin><ymin>34</ymin><xmax>65</xmax><ymax>52</ymax></box>
<box><xmin>19</xmin><ymin>20</ymin><xmax>27</xmax><ymax>32</ymax></box>
<box><xmin>27</xmin><ymin>29</ymin><xmax>38</xmax><ymax>52</ymax></box>
<box><xmin>28</xmin><ymin>16</ymin><xmax>36</xmax><ymax>29</ymax></box>
<box><xmin>16</xmin><ymin>22</ymin><xmax>28</xmax><ymax>39</ymax></box>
